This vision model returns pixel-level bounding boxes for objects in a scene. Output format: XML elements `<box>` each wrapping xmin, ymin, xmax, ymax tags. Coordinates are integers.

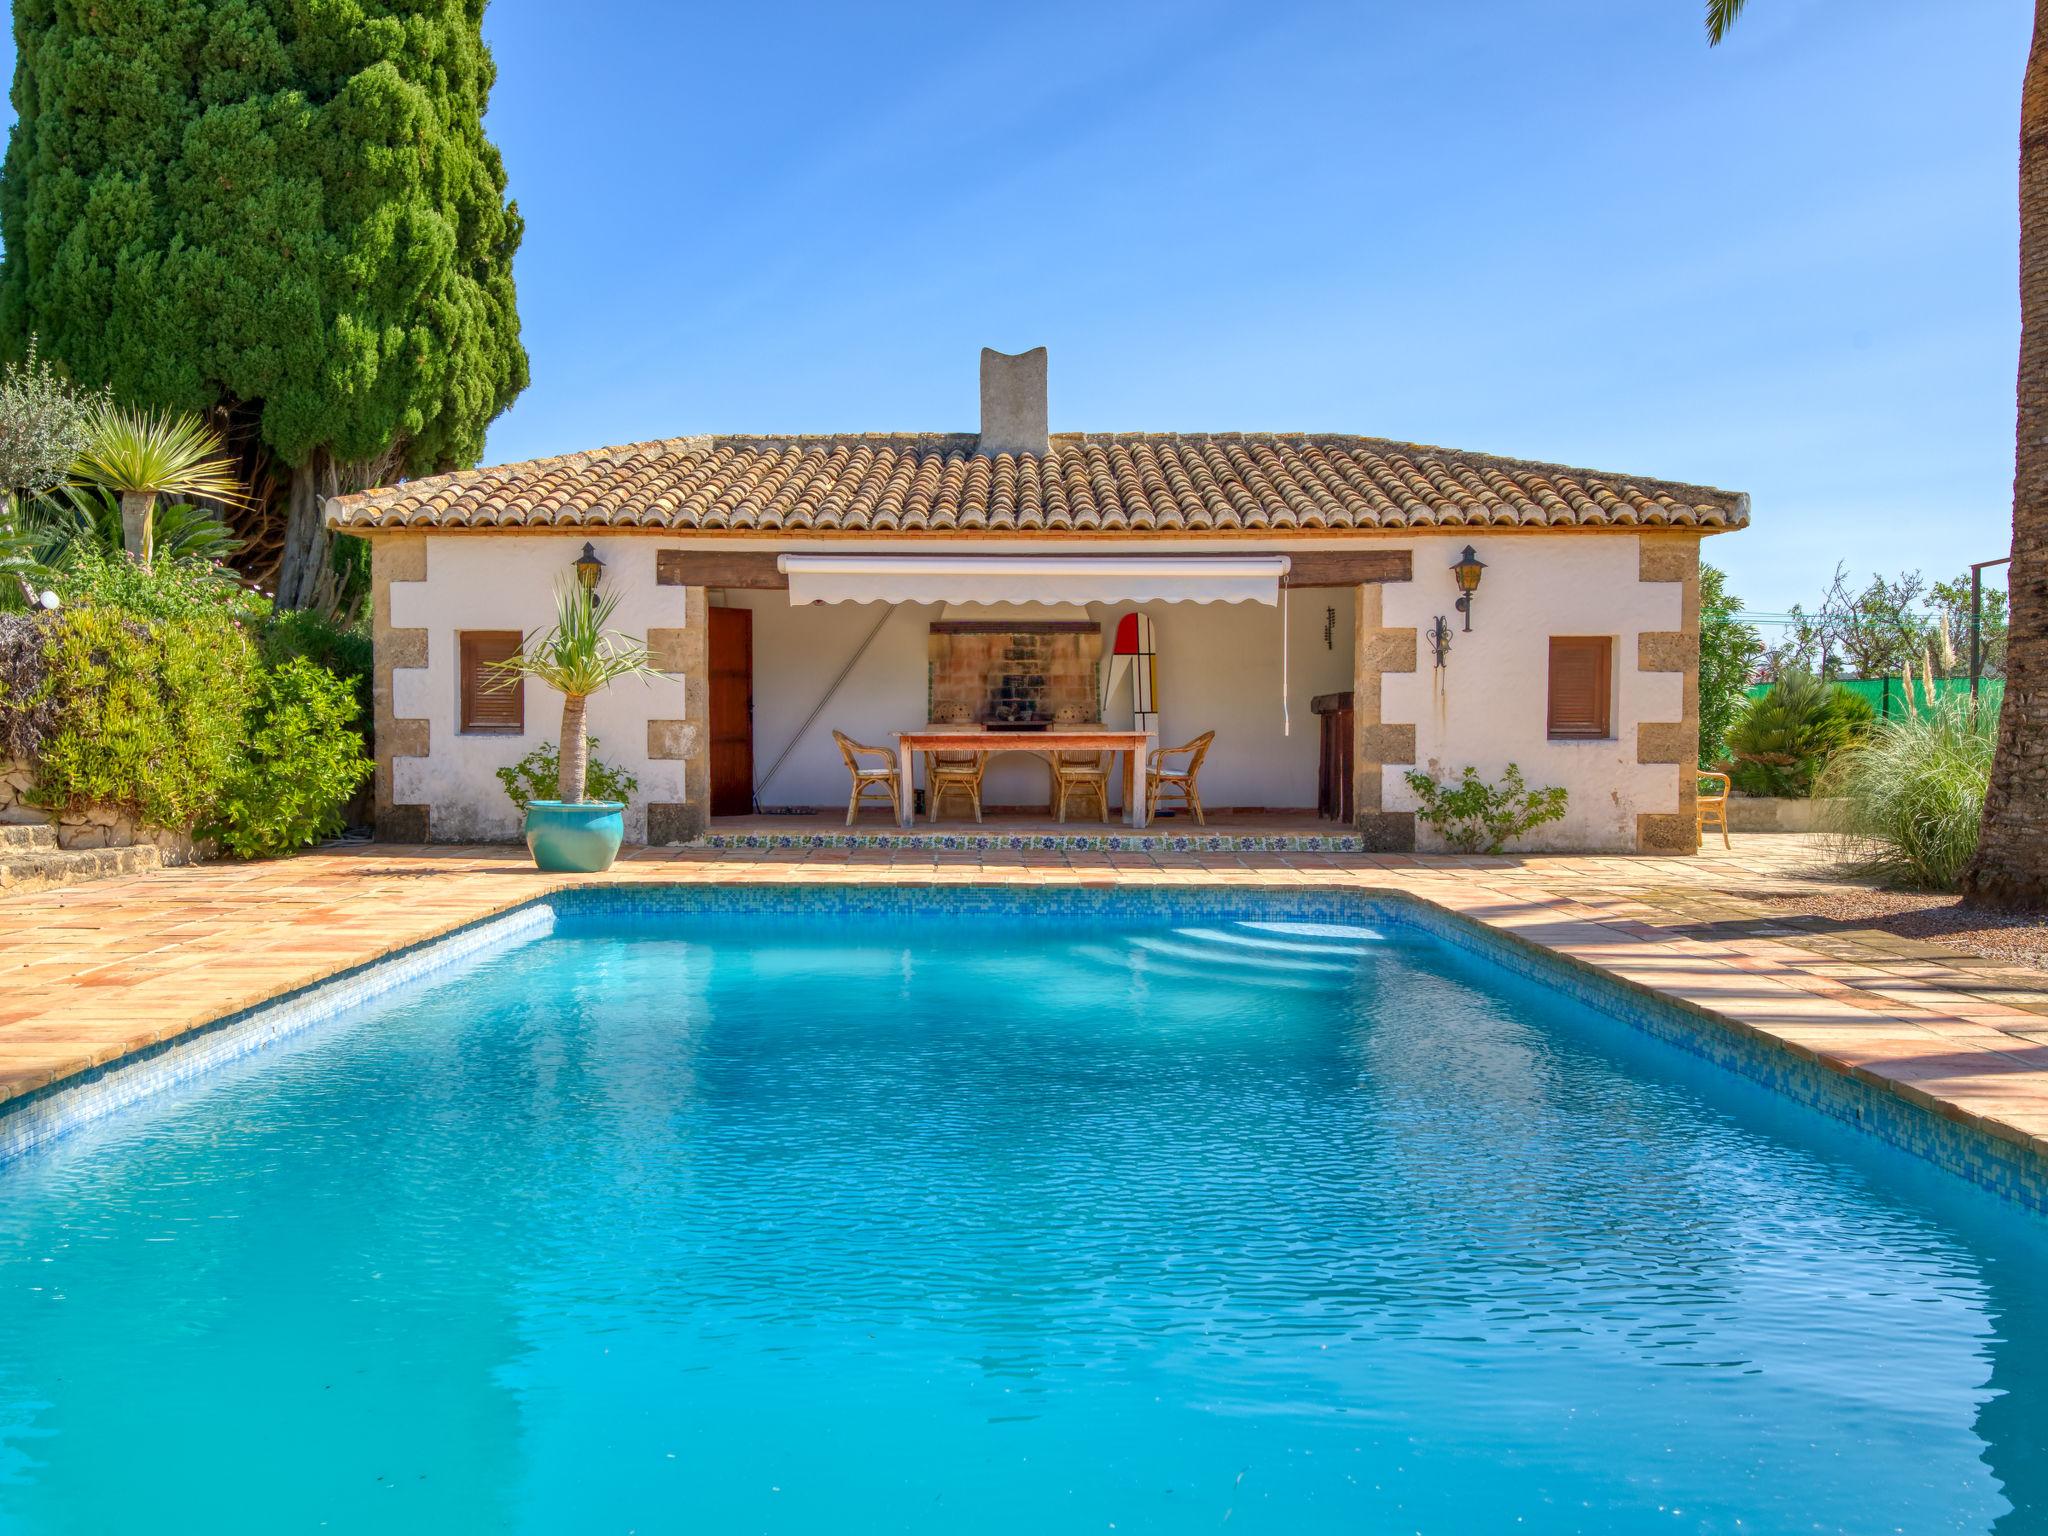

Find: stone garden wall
<box><xmin>0</xmin><ymin>759</ymin><xmax>202</xmax><ymax>863</ymax></box>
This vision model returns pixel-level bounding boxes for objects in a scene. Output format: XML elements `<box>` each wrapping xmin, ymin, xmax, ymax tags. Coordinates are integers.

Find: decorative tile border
<box><xmin>695</xmin><ymin>830</ymin><xmax>1364</xmax><ymax>853</ymax></box>
<box><xmin>0</xmin><ymin>904</ymin><xmax>557</xmax><ymax>1163</ymax></box>
<box><xmin>3</xmin><ymin>880</ymin><xmax>2042</xmax><ymax>1219</ymax></box>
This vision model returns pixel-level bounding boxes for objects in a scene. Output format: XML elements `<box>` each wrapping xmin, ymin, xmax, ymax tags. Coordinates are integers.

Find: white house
<box><xmin>325</xmin><ymin>349</ymin><xmax>1746</xmax><ymax>852</ymax></box>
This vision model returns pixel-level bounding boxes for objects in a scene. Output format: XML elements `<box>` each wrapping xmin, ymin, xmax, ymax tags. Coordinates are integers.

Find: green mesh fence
<box><xmin>1743</xmin><ymin>676</ymin><xmax>2005</xmax><ymax>721</ymax></box>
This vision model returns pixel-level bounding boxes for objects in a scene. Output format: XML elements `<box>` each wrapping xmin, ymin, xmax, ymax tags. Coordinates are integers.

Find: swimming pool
<box><xmin>0</xmin><ymin>888</ymin><xmax>2042</xmax><ymax>1533</ymax></box>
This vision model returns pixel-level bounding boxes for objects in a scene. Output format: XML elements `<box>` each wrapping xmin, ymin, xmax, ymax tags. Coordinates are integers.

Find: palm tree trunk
<box><xmin>557</xmin><ymin>694</ymin><xmax>591</xmax><ymax>804</ymax></box>
<box><xmin>118</xmin><ymin>490</ymin><xmax>156</xmax><ymax>564</ymax></box>
<box><xmin>1965</xmin><ymin>0</ymin><xmax>2048</xmax><ymax>908</ymax></box>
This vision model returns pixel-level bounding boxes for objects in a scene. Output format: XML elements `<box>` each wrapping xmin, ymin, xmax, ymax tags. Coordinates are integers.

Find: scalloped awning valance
<box><xmin>776</xmin><ymin>554</ymin><xmax>1292</xmax><ymax>607</ymax></box>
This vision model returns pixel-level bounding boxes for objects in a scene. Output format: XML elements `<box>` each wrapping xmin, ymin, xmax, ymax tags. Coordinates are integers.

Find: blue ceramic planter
<box><xmin>524</xmin><ymin>801</ymin><xmax>625</xmax><ymax>873</ymax></box>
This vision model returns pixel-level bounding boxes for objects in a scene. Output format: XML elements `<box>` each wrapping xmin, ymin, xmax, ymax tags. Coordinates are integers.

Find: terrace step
<box><xmin>0</xmin><ymin>841</ymin><xmax>164</xmax><ymax>897</ymax></box>
<box><xmin>0</xmin><ymin>820</ymin><xmax>58</xmax><ymax>853</ymax></box>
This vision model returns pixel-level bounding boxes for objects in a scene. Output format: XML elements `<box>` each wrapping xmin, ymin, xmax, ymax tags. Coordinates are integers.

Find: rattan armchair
<box><xmin>1147</xmin><ymin>730</ymin><xmax>1215</xmax><ymax>826</ymax></box>
<box><xmin>833</xmin><ymin>729</ymin><xmax>900</xmax><ymax>826</ymax></box>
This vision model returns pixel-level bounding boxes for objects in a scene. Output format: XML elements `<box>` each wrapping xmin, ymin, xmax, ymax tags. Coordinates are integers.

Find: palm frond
<box><xmin>490</xmin><ymin>579</ymin><xmax>661</xmax><ymax>700</ymax></box>
<box><xmin>1706</xmin><ymin>0</ymin><xmax>1749</xmax><ymax>45</ymax></box>
<box><xmin>71</xmin><ymin>405</ymin><xmax>251</xmax><ymax>508</ymax></box>
<box><xmin>0</xmin><ymin>497</ymin><xmax>57</xmax><ymax>610</ymax></box>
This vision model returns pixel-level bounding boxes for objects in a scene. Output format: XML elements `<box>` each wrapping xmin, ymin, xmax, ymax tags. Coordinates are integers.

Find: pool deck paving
<box><xmin>1</xmin><ymin>834</ymin><xmax>2046</xmax><ymax>1171</ymax></box>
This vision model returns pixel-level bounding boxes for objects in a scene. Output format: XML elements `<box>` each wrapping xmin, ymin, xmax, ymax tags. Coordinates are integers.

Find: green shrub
<box><xmin>52</xmin><ymin>544</ymin><xmax>263</xmax><ymax>624</ymax></box>
<box><xmin>259</xmin><ymin>607</ymin><xmax>373</xmax><ymax>727</ymax></box>
<box><xmin>32</xmin><ymin>605</ymin><xmax>253</xmax><ymax>828</ymax></box>
<box><xmin>1699</xmin><ymin>563</ymin><xmax>1764</xmax><ymax>768</ymax></box>
<box><xmin>496</xmin><ymin>738</ymin><xmax>639</xmax><ymax>812</ymax></box>
<box><xmin>1819</xmin><ymin>698</ymin><xmax>1995</xmax><ymax>891</ymax></box>
<box><xmin>1403</xmin><ymin>763</ymin><xmax>1568</xmax><ymax>853</ymax></box>
<box><xmin>1726</xmin><ymin>672</ymin><xmax>1875</xmax><ymax>798</ymax></box>
<box><xmin>205</xmin><ymin>658</ymin><xmax>374</xmax><ymax>857</ymax></box>
<box><xmin>9</xmin><ymin>595</ymin><xmax>373</xmax><ymax>858</ymax></box>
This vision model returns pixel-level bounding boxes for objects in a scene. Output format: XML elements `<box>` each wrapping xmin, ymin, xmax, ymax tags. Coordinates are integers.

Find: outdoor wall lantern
<box><xmin>574</xmin><ymin>542</ymin><xmax>606</xmax><ymax>593</ymax></box>
<box><xmin>1450</xmin><ymin>545</ymin><xmax>1486</xmax><ymax>631</ymax></box>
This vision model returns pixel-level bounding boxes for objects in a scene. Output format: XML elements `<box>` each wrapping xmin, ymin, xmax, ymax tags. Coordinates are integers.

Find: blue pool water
<box><xmin>0</xmin><ymin>894</ymin><xmax>2044</xmax><ymax>1534</ymax></box>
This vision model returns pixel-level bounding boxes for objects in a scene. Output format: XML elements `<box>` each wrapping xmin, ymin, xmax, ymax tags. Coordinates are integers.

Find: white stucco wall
<box><xmin>733</xmin><ymin>591</ymin><xmax>1353</xmax><ymax>812</ymax></box>
<box><xmin>1382</xmin><ymin>534</ymin><xmax>1684</xmax><ymax>851</ymax></box>
<box><xmin>380</xmin><ymin>531</ymin><xmax>1687</xmax><ymax>846</ymax></box>
<box><xmin>388</xmin><ymin>538</ymin><xmax>690</xmax><ymax>842</ymax></box>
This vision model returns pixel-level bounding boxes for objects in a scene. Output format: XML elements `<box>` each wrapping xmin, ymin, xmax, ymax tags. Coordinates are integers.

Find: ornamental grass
<box><xmin>1819</xmin><ymin>696</ymin><xmax>1997</xmax><ymax>891</ymax></box>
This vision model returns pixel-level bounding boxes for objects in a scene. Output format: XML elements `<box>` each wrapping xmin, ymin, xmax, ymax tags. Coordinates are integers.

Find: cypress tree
<box><xmin>0</xmin><ymin>0</ymin><xmax>528</xmax><ymax>607</ymax></box>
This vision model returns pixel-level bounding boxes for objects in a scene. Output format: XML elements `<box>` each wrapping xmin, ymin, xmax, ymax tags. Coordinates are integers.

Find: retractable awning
<box><xmin>776</xmin><ymin>553</ymin><xmax>1291</xmax><ymax>607</ymax></box>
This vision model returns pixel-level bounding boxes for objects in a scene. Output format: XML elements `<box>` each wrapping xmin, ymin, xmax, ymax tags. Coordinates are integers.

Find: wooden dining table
<box><xmin>894</xmin><ymin>726</ymin><xmax>1158</xmax><ymax>828</ymax></box>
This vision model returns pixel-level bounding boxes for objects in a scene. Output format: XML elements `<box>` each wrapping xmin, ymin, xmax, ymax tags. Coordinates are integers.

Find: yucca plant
<box><xmin>489</xmin><ymin>580</ymin><xmax>660</xmax><ymax>804</ymax></box>
<box><xmin>70</xmin><ymin>406</ymin><xmax>247</xmax><ymax>566</ymax></box>
<box><xmin>28</xmin><ymin>483</ymin><xmax>242</xmax><ymax>567</ymax></box>
<box><xmin>1820</xmin><ymin>698</ymin><xmax>1997</xmax><ymax>890</ymax></box>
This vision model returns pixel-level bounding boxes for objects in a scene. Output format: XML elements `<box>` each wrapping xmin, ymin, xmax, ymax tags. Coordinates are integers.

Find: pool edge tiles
<box><xmin>0</xmin><ymin>902</ymin><xmax>559</xmax><ymax>1163</ymax></box>
<box><xmin>2</xmin><ymin>880</ymin><xmax>2044</xmax><ymax>1220</ymax></box>
<box><xmin>1393</xmin><ymin>898</ymin><xmax>2048</xmax><ymax>1219</ymax></box>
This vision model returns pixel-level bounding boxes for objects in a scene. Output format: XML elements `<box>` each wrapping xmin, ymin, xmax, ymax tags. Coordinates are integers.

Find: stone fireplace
<box><xmin>928</xmin><ymin>621</ymin><xmax>1103</xmax><ymax>726</ymax></box>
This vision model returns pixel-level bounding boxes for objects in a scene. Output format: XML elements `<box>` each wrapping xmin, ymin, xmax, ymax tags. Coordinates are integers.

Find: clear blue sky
<box><xmin>9</xmin><ymin>0</ymin><xmax>2034</xmax><ymax>616</ymax></box>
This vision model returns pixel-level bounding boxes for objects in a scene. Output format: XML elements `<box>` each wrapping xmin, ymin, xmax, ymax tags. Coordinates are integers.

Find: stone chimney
<box><xmin>977</xmin><ymin>346</ymin><xmax>1049</xmax><ymax>457</ymax></box>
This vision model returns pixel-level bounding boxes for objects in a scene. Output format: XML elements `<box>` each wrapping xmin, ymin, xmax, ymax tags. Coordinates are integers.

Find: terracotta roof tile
<box><xmin>326</xmin><ymin>432</ymin><xmax>1748</xmax><ymax>535</ymax></box>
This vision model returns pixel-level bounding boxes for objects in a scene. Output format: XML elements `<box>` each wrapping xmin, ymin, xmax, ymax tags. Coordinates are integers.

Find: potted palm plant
<box><xmin>491</xmin><ymin>576</ymin><xmax>660</xmax><ymax>872</ymax></box>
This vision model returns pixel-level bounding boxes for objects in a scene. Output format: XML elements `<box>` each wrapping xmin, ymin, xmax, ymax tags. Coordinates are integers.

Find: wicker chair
<box><xmin>833</xmin><ymin>729</ymin><xmax>900</xmax><ymax>826</ymax></box>
<box><xmin>926</xmin><ymin>755</ymin><xmax>986</xmax><ymax>823</ymax></box>
<box><xmin>1147</xmin><ymin>731</ymin><xmax>1215</xmax><ymax>826</ymax></box>
<box><xmin>1048</xmin><ymin>705</ymin><xmax>1110</xmax><ymax>823</ymax></box>
<box><xmin>1697</xmin><ymin>770</ymin><xmax>1732</xmax><ymax>850</ymax></box>
<box><xmin>922</xmin><ymin>701</ymin><xmax>985</xmax><ymax>823</ymax></box>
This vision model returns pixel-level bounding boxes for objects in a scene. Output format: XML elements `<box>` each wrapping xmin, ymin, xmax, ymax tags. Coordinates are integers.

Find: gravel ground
<box><xmin>1745</xmin><ymin>887</ymin><xmax>2048</xmax><ymax>972</ymax></box>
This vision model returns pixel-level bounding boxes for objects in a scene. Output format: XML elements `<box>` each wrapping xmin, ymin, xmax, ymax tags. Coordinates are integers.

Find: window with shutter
<box><xmin>1547</xmin><ymin>636</ymin><xmax>1613</xmax><ymax>740</ymax></box>
<box><xmin>459</xmin><ymin>631</ymin><xmax>526</xmax><ymax>734</ymax></box>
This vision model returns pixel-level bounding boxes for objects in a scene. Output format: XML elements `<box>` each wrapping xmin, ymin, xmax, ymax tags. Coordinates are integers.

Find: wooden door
<box><xmin>708</xmin><ymin>606</ymin><xmax>754</xmax><ymax>817</ymax></box>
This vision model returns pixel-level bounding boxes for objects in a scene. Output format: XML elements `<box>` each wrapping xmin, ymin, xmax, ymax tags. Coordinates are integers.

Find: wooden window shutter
<box><xmin>1547</xmin><ymin>636</ymin><xmax>1612</xmax><ymax>739</ymax></box>
<box><xmin>459</xmin><ymin>631</ymin><xmax>526</xmax><ymax>734</ymax></box>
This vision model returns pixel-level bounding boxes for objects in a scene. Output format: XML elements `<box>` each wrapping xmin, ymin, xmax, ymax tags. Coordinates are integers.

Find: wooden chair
<box><xmin>833</xmin><ymin>729</ymin><xmax>900</xmax><ymax>826</ymax></box>
<box><xmin>926</xmin><ymin>754</ymin><xmax>986</xmax><ymax>823</ymax></box>
<box><xmin>1697</xmin><ymin>770</ymin><xmax>1732</xmax><ymax>850</ymax></box>
<box><xmin>1051</xmin><ymin>753</ymin><xmax>1112</xmax><ymax>824</ymax></box>
<box><xmin>922</xmin><ymin>701</ymin><xmax>985</xmax><ymax>823</ymax></box>
<box><xmin>1147</xmin><ymin>731</ymin><xmax>1215</xmax><ymax>826</ymax></box>
<box><xmin>1047</xmin><ymin>705</ymin><xmax>1110</xmax><ymax>824</ymax></box>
